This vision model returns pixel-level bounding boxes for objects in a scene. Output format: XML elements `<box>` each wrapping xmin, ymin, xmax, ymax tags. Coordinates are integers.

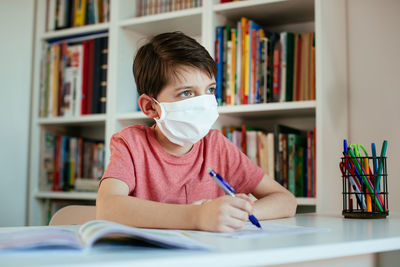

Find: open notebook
<box><xmin>0</xmin><ymin>220</ymin><xmax>328</xmax><ymax>251</ymax></box>
<box><xmin>0</xmin><ymin>220</ymin><xmax>213</xmax><ymax>251</ymax></box>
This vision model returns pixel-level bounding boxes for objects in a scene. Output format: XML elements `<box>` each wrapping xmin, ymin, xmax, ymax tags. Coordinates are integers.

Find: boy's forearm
<box><xmin>253</xmin><ymin>192</ymin><xmax>297</xmax><ymax>220</ymax></box>
<box><xmin>96</xmin><ymin>195</ymin><xmax>201</xmax><ymax>230</ymax></box>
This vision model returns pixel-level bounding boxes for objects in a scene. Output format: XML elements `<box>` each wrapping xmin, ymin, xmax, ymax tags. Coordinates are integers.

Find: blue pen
<box><xmin>343</xmin><ymin>139</ymin><xmax>348</xmax><ymax>155</ymax></box>
<box><xmin>371</xmin><ymin>143</ymin><xmax>378</xmax><ymax>179</ymax></box>
<box><xmin>207</xmin><ymin>168</ymin><xmax>262</xmax><ymax>229</ymax></box>
<box><xmin>376</xmin><ymin>140</ymin><xmax>388</xmax><ymax>192</ymax></box>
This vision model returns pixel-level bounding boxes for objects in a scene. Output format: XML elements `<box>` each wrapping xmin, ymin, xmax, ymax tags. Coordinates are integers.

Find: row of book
<box><xmin>39</xmin><ymin>33</ymin><xmax>108</xmax><ymax>118</ymax></box>
<box><xmin>41</xmin><ymin>132</ymin><xmax>105</xmax><ymax>192</ymax></box>
<box><xmin>215</xmin><ymin>17</ymin><xmax>315</xmax><ymax>106</ymax></box>
<box><xmin>136</xmin><ymin>0</ymin><xmax>202</xmax><ymax>17</ymax></box>
<box><xmin>46</xmin><ymin>0</ymin><xmax>110</xmax><ymax>31</ymax></box>
<box><xmin>222</xmin><ymin>124</ymin><xmax>316</xmax><ymax>198</ymax></box>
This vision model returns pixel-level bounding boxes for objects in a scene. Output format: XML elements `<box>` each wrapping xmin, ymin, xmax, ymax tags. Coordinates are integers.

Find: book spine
<box><xmin>243</xmin><ymin>20</ymin><xmax>250</xmax><ymax>104</ymax></box>
<box><xmin>86</xmin><ymin>39</ymin><xmax>95</xmax><ymax>114</ymax></box>
<box><xmin>74</xmin><ymin>0</ymin><xmax>87</xmax><ymax>26</ymax></box>
<box><xmin>285</xmin><ymin>33</ymin><xmax>294</xmax><ymax>102</ymax></box>
<box><xmin>215</xmin><ymin>26</ymin><xmax>224</xmax><ymax>106</ymax></box>
<box><xmin>250</xmin><ymin>28</ymin><xmax>256</xmax><ymax>104</ymax></box>
<box><xmin>282</xmin><ymin>134</ymin><xmax>288</xmax><ymax>189</ymax></box>
<box><xmin>41</xmin><ymin>132</ymin><xmax>56</xmax><ymax>189</ymax></box>
<box><xmin>272</xmin><ymin>41</ymin><xmax>280</xmax><ymax>103</ymax></box>
<box><xmin>235</xmin><ymin>21</ymin><xmax>241</xmax><ymax>105</ymax></box>
<box><xmin>310</xmin><ymin>32</ymin><xmax>316</xmax><ymax>100</ymax></box>
<box><xmin>295</xmin><ymin>146</ymin><xmax>304</xmax><ymax>197</ymax></box>
<box><xmin>222</xmin><ymin>26</ymin><xmax>230</xmax><ymax>105</ymax></box>
<box><xmin>223</xmin><ymin>26</ymin><xmax>232</xmax><ymax>105</ymax></box>
<box><xmin>241</xmin><ymin>124</ymin><xmax>247</xmax><ymax>154</ymax></box>
<box><xmin>295</xmin><ymin>34</ymin><xmax>302</xmax><ymax>101</ymax></box>
<box><xmin>307</xmin><ymin>130</ymin><xmax>312</xmax><ymax>197</ymax></box>
<box><xmin>53</xmin><ymin>135</ymin><xmax>62</xmax><ymax>191</ymax></box>
<box><xmin>279</xmin><ymin>32</ymin><xmax>287</xmax><ymax>103</ymax></box>
<box><xmin>99</xmin><ymin>37</ymin><xmax>108</xmax><ymax>113</ymax></box>
<box><xmin>231</xmin><ymin>28</ymin><xmax>236</xmax><ymax>106</ymax></box>
<box><xmin>276</xmin><ymin>133</ymin><xmax>284</xmax><ymax>185</ymax></box>
<box><xmin>47</xmin><ymin>0</ymin><xmax>57</xmax><ymax>31</ymax></box>
<box><xmin>90</xmin><ymin>38</ymin><xmax>102</xmax><ymax>114</ymax></box>
<box><xmin>72</xmin><ymin>44</ymin><xmax>84</xmax><ymax>116</ymax></box>
<box><xmin>102</xmin><ymin>0</ymin><xmax>109</xmax><ymax>22</ymax></box>
<box><xmin>51</xmin><ymin>44</ymin><xmax>60</xmax><ymax>117</ymax></box>
<box><xmin>313</xmin><ymin>127</ymin><xmax>316</xmax><ymax>197</ymax></box>
<box><xmin>287</xmin><ymin>133</ymin><xmax>296</xmax><ymax>195</ymax></box>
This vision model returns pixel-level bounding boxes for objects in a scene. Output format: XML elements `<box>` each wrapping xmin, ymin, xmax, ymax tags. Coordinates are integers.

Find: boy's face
<box><xmin>155</xmin><ymin>66</ymin><xmax>216</xmax><ymax>103</ymax></box>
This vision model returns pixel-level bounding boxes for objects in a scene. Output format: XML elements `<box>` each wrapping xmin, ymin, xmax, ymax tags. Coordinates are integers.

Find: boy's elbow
<box><xmin>287</xmin><ymin>192</ymin><xmax>298</xmax><ymax>217</ymax></box>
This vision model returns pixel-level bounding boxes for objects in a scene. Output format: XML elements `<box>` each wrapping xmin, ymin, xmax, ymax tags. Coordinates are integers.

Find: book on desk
<box><xmin>0</xmin><ymin>220</ymin><xmax>327</xmax><ymax>252</ymax></box>
<box><xmin>0</xmin><ymin>220</ymin><xmax>212</xmax><ymax>251</ymax></box>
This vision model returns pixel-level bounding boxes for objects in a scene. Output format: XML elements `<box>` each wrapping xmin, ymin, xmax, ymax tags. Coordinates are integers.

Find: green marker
<box><xmin>348</xmin><ymin>148</ymin><xmax>383</xmax><ymax>212</ymax></box>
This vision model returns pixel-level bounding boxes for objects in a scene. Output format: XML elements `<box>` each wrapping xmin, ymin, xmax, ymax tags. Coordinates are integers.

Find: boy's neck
<box><xmin>153</xmin><ymin>125</ymin><xmax>193</xmax><ymax>156</ymax></box>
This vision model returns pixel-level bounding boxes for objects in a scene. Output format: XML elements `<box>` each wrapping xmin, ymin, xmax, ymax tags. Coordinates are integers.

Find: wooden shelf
<box><xmin>119</xmin><ymin>8</ymin><xmax>202</xmax><ymax>36</ymax></box>
<box><xmin>35</xmin><ymin>191</ymin><xmax>97</xmax><ymax>200</ymax></box>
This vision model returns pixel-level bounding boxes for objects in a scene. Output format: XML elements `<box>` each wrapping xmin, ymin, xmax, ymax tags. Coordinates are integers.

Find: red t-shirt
<box><xmin>100</xmin><ymin>125</ymin><xmax>264</xmax><ymax>204</ymax></box>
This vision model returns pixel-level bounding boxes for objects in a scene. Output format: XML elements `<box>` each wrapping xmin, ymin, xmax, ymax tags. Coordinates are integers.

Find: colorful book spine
<box><xmin>74</xmin><ymin>0</ymin><xmax>87</xmax><ymax>27</ymax></box>
<box><xmin>215</xmin><ymin>26</ymin><xmax>224</xmax><ymax>106</ymax></box>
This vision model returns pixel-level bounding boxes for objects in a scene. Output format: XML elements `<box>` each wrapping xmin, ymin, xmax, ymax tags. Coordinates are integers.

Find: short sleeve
<box><xmin>100</xmin><ymin>133</ymin><xmax>136</xmax><ymax>192</ymax></box>
<box><xmin>217</xmin><ymin>133</ymin><xmax>264</xmax><ymax>194</ymax></box>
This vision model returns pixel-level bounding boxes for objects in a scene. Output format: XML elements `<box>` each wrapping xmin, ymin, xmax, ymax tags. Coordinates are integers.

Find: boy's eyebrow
<box><xmin>174</xmin><ymin>82</ymin><xmax>217</xmax><ymax>91</ymax></box>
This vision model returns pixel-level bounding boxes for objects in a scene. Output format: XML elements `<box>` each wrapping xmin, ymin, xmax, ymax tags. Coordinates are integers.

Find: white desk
<box><xmin>1</xmin><ymin>214</ymin><xmax>400</xmax><ymax>267</ymax></box>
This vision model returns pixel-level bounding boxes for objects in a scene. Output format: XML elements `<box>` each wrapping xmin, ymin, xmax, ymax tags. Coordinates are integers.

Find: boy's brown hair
<box><xmin>133</xmin><ymin>31</ymin><xmax>217</xmax><ymax>98</ymax></box>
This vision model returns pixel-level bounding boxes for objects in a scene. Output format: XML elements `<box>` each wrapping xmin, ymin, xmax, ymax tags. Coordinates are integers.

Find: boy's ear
<box><xmin>138</xmin><ymin>94</ymin><xmax>160</xmax><ymax>119</ymax></box>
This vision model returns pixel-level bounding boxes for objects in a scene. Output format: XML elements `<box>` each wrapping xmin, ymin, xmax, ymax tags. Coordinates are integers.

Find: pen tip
<box><xmin>207</xmin><ymin>167</ymin><xmax>212</xmax><ymax>173</ymax></box>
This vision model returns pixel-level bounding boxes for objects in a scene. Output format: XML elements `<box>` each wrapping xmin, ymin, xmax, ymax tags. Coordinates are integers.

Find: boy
<box><xmin>96</xmin><ymin>32</ymin><xmax>297</xmax><ymax>232</ymax></box>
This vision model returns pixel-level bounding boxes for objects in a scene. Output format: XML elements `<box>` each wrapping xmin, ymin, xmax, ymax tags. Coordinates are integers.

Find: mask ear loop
<box><xmin>152</xmin><ymin>98</ymin><xmax>164</xmax><ymax>121</ymax></box>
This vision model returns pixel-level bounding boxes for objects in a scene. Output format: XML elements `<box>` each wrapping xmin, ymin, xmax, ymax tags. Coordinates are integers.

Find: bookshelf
<box><xmin>28</xmin><ymin>0</ymin><xmax>348</xmax><ymax>225</ymax></box>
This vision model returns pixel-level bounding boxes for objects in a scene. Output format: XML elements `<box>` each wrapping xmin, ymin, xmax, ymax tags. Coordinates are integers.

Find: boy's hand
<box><xmin>195</xmin><ymin>194</ymin><xmax>254</xmax><ymax>232</ymax></box>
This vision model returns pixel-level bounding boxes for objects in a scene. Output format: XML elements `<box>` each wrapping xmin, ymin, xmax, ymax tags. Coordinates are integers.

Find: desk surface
<box><xmin>1</xmin><ymin>214</ymin><xmax>400</xmax><ymax>267</ymax></box>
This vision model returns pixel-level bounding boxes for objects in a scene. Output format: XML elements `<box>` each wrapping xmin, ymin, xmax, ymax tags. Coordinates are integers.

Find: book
<box><xmin>215</xmin><ymin>26</ymin><xmax>224</xmax><ymax>105</ymax></box>
<box><xmin>99</xmin><ymin>37</ymin><xmax>108</xmax><ymax>113</ymax></box>
<box><xmin>74</xmin><ymin>0</ymin><xmax>87</xmax><ymax>27</ymax></box>
<box><xmin>288</xmin><ymin>133</ymin><xmax>306</xmax><ymax>196</ymax></box>
<box><xmin>246</xmin><ymin>130</ymin><xmax>258</xmax><ymax>165</ymax></box>
<box><xmin>273</xmin><ymin>124</ymin><xmax>301</xmax><ymax>186</ymax></box>
<box><xmin>0</xmin><ymin>220</ymin><xmax>212</xmax><ymax>250</ymax></box>
<box><xmin>285</xmin><ymin>32</ymin><xmax>294</xmax><ymax>102</ymax></box>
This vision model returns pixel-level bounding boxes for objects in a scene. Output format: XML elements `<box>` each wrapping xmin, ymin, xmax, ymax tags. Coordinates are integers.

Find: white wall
<box><xmin>347</xmin><ymin>0</ymin><xmax>400</xmax><ymax>212</ymax></box>
<box><xmin>0</xmin><ymin>0</ymin><xmax>35</xmax><ymax>226</ymax></box>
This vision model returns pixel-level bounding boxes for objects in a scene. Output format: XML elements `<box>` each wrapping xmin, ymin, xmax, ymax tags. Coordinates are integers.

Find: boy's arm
<box><xmin>96</xmin><ymin>178</ymin><xmax>254</xmax><ymax>232</ymax></box>
<box><xmin>251</xmin><ymin>175</ymin><xmax>297</xmax><ymax>219</ymax></box>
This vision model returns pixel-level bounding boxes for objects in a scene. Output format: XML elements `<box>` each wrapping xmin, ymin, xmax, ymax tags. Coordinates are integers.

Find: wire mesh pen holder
<box><xmin>341</xmin><ymin>156</ymin><xmax>389</xmax><ymax>219</ymax></box>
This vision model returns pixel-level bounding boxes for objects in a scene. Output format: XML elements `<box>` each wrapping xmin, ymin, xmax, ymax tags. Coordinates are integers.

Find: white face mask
<box><xmin>153</xmin><ymin>95</ymin><xmax>219</xmax><ymax>147</ymax></box>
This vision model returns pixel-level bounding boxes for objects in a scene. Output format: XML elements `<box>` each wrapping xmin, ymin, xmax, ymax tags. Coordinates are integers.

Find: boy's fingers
<box><xmin>230</xmin><ymin>197</ymin><xmax>253</xmax><ymax>214</ymax></box>
<box><xmin>229</xmin><ymin>207</ymin><xmax>249</xmax><ymax>222</ymax></box>
<box><xmin>226</xmin><ymin>216</ymin><xmax>246</xmax><ymax>230</ymax></box>
<box><xmin>236</xmin><ymin>194</ymin><xmax>255</xmax><ymax>208</ymax></box>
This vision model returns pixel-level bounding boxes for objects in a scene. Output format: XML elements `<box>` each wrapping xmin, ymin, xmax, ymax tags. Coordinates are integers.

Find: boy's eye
<box><xmin>178</xmin><ymin>90</ymin><xmax>193</xmax><ymax>98</ymax></box>
<box><xmin>206</xmin><ymin>87</ymin><xmax>216</xmax><ymax>95</ymax></box>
